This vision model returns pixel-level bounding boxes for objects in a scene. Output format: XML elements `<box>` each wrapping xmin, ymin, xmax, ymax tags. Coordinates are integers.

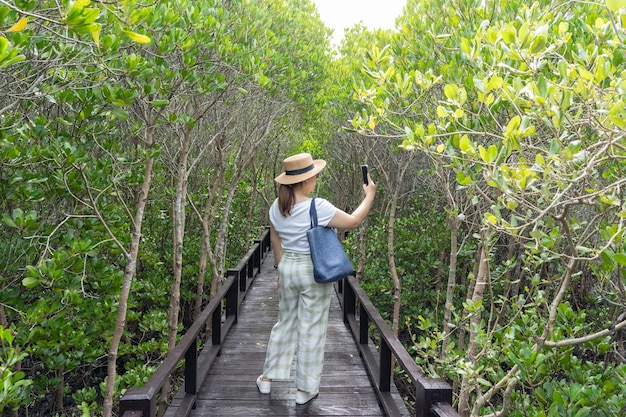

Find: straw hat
<box><xmin>274</xmin><ymin>153</ymin><xmax>326</xmax><ymax>185</ymax></box>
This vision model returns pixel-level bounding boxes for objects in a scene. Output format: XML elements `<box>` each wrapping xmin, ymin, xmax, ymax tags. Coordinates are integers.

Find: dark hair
<box><xmin>278</xmin><ymin>184</ymin><xmax>296</xmax><ymax>216</ymax></box>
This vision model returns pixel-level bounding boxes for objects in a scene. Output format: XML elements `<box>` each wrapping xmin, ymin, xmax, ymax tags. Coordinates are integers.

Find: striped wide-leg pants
<box><xmin>262</xmin><ymin>251</ymin><xmax>333</xmax><ymax>393</ymax></box>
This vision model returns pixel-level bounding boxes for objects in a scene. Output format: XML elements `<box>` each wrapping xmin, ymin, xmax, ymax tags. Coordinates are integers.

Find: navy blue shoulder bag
<box><xmin>306</xmin><ymin>198</ymin><xmax>355</xmax><ymax>283</ymax></box>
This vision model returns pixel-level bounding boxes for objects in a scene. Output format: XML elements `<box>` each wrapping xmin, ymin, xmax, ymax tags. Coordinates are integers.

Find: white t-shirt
<box><xmin>269</xmin><ymin>197</ymin><xmax>337</xmax><ymax>254</ymax></box>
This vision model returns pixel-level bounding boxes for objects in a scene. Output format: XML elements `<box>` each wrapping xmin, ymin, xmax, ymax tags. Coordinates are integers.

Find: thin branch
<box><xmin>543</xmin><ymin>317</ymin><xmax>626</xmax><ymax>348</ymax></box>
<box><xmin>76</xmin><ymin>165</ymin><xmax>130</xmax><ymax>259</ymax></box>
<box><xmin>0</xmin><ymin>0</ymin><xmax>63</xmax><ymax>25</ymax></box>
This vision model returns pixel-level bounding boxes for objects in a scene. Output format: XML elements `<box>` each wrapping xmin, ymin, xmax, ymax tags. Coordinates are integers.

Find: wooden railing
<box><xmin>119</xmin><ymin>225</ymin><xmax>459</xmax><ymax>417</ymax></box>
<box><xmin>338</xmin><ymin>277</ymin><xmax>460</xmax><ymax>417</ymax></box>
<box><xmin>118</xmin><ymin>227</ymin><xmax>271</xmax><ymax>417</ymax></box>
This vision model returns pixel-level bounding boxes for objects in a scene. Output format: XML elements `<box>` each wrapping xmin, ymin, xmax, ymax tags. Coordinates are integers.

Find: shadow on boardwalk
<box><xmin>166</xmin><ymin>252</ymin><xmax>407</xmax><ymax>417</ymax></box>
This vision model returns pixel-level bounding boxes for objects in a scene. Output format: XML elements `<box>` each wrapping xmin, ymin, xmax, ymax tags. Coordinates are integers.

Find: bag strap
<box><xmin>309</xmin><ymin>197</ymin><xmax>318</xmax><ymax>228</ymax></box>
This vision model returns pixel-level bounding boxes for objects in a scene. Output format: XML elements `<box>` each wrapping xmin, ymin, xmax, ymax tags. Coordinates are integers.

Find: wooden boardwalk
<box><xmin>165</xmin><ymin>252</ymin><xmax>407</xmax><ymax>417</ymax></box>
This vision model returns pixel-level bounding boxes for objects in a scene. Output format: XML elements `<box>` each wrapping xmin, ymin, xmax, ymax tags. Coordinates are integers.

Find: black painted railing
<box><xmin>338</xmin><ymin>277</ymin><xmax>460</xmax><ymax>417</ymax></box>
<box><xmin>119</xmin><ymin>227</ymin><xmax>271</xmax><ymax>417</ymax></box>
<box><xmin>118</xmin><ymin>225</ymin><xmax>458</xmax><ymax>417</ymax></box>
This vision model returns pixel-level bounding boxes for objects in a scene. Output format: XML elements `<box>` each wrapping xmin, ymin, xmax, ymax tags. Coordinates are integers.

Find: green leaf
<box><xmin>479</xmin><ymin>145</ymin><xmax>489</xmax><ymax>162</ymax></box>
<box><xmin>505</xmin><ymin>116</ymin><xmax>521</xmax><ymax>136</ymax></box>
<box><xmin>485</xmin><ymin>213</ymin><xmax>497</xmax><ymax>225</ymax></box>
<box><xmin>444</xmin><ymin>84</ymin><xmax>458</xmax><ymax>100</ymax></box>
<box><xmin>0</xmin><ymin>54</ymin><xmax>26</xmax><ymax>69</ymax></box>
<box><xmin>478</xmin><ymin>144</ymin><xmax>498</xmax><ymax>163</ymax></box>
<box><xmin>110</xmin><ymin>107</ymin><xmax>129</xmax><ymax>120</ymax></box>
<box><xmin>1</xmin><ymin>326</ymin><xmax>14</xmax><ymax>344</ymax></box>
<box><xmin>72</xmin><ymin>23</ymin><xmax>100</xmax><ymax>35</ymax></box>
<box><xmin>488</xmin><ymin>145</ymin><xmax>498</xmax><ymax>162</ymax></box>
<box><xmin>22</xmin><ymin>277</ymin><xmax>40</xmax><ymax>288</ymax></box>
<box><xmin>606</xmin><ymin>0</ymin><xmax>626</xmax><ymax>12</ymax></box>
<box><xmin>614</xmin><ymin>253</ymin><xmax>626</xmax><ymax>266</ymax></box>
<box><xmin>552</xmin><ymin>390</ymin><xmax>564</xmax><ymax>405</ymax></box>
<box><xmin>486</xmin><ymin>75</ymin><xmax>503</xmax><ymax>91</ymax></box>
<box><xmin>2</xmin><ymin>213</ymin><xmax>17</xmax><ymax>228</ymax></box>
<box><xmin>12</xmin><ymin>208</ymin><xmax>24</xmax><ymax>220</ymax></box>
<box><xmin>600</xmin><ymin>250</ymin><xmax>614</xmax><ymax>268</ymax></box>
<box><xmin>124</xmin><ymin>30</ymin><xmax>151</xmax><ymax>45</ymax></box>
<box><xmin>459</xmin><ymin>135</ymin><xmax>473</xmax><ymax>154</ymax></box>
<box><xmin>603</xmin><ymin>379</ymin><xmax>616</xmax><ymax>394</ymax></box>
<box><xmin>0</xmin><ymin>36</ymin><xmax>8</xmax><ymax>54</ymax></box>
<box><xmin>573</xmin><ymin>407</ymin><xmax>591</xmax><ymax>417</ymax></box>
<box><xmin>502</xmin><ymin>27</ymin><xmax>516</xmax><ymax>44</ymax></box>
<box><xmin>150</xmin><ymin>99</ymin><xmax>169</xmax><ymax>107</ymax></box>
<box><xmin>456</xmin><ymin>171</ymin><xmax>472</xmax><ymax>185</ymax></box>
<box><xmin>460</xmin><ymin>37</ymin><xmax>471</xmax><ymax>55</ymax></box>
<box><xmin>529</xmin><ymin>35</ymin><xmax>547</xmax><ymax>54</ymax></box>
<box><xmin>476</xmin><ymin>377</ymin><xmax>492</xmax><ymax>387</ymax></box>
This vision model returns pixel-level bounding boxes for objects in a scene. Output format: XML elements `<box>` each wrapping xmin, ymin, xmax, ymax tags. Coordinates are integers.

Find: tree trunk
<box><xmin>194</xmin><ymin>130</ymin><xmax>227</xmax><ymax>322</ymax></box>
<box><xmin>469</xmin><ymin>217</ymin><xmax>581</xmax><ymax>416</ymax></box>
<box><xmin>458</xmin><ymin>231</ymin><xmax>490</xmax><ymax>417</ymax></box>
<box><xmin>457</xmin><ymin>241</ymin><xmax>481</xmax><ymax>354</ymax></box>
<box><xmin>510</xmin><ymin>244</ymin><xmax>524</xmax><ymax>300</ymax></box>
<box><xmin>53</xmin><ymin>373</ymin><xmax>63</xmax><ymax>414</ymax></box>
<box><xmin>194</xmin><ymin>218</ymin><xmax>210</xmax><ymax>320</ymax></box>
<box><xmin>102</xmin><ymin>125</ymin><xmax>155</xmax><ymax>417</ymax></box>
<box><xmin>244</xmin><ymin>161</ymin><xmax>259</xmax><ymax>253</ymax></box>
<box><xmin>209</xmin><ymin>111</ymin><xmax>277</xmax><ymax>297</ymax></box>
<box><xmin>388</xmin><ymin>195</ymin><xmax>401</xmax><ymax>338</ymax></box>
<box><xmin>356</xmin><ymin>226</ymin><xmax>367</xmax><ymax>282</ymax></box>
<box><xmin>193</xmin><ymin>163</ymin><xmax>222</xmax><ymax>320</ymax></box>
<box><xmin>209</xmin><ymin>183</ymin><xmax>239</xmax><ymax>298</ymax></box>
<box><xmin>158</xmin><ymin>129</ymin><xmax>191</xmax><ymax>416</ymax></box>
<box><xmin>0</xmin><ymin>286</ymin><xmax>6</xmax><ymax>327</ymax></box>
<box><xmin>441</xmin><ymin>216</ymin><xmax>459</xmax><ymax>358</ymax></box>
<box><xmin>436</xmin><ymin>161</ymin><xmax>461</xmax><ymax>359</ymax></box>
<box><xmin>385</xmin><ymin>194</ymin><xmax>402</xmax><ymax>385</ymax></box>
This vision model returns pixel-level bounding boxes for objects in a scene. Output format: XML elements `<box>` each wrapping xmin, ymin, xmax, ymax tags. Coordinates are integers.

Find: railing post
<box><xmin>119</xmin><ymin>390</ymin><xmax>154</xmax><ymax>417</ymax></box>
<box><xmin>264</xmin><ymin>226</ymin><xmax>271</xmax><ymax>254</ymax></box>
<box><xmin>343</xmin><ymin>279</ymin><xmax>356</xmax><ymax>325</ymax></box>
<box><xmin>241</xmin><ymin>263</ymin><xmax>248</xmax><ymax>290</ymax></box>
<box><xmin>212</xmin><ymin>299</ymin><xmax>222</xmax><ymax>346</ymax></box>
<box><xmin>247</xmin><ymin>255</ymin><xmax>254</xmax><ymax>279</ymax></box>
<box><xmin>185</xmin><ymin>339</ymin><xmax>198</xmax><ymax>395</ymax></box>
<box><xmin>226</xmin><ymin>271</ymin><xmax>239</xmax><ymax>323</ymax></box>
<box><xmin>254</xmin><ymin>239</ymin><xmax>262</xmax><ymax>271</ymax></box>
<box><xmin>379</xmin><ymin>341</ymin><xmax>392</xmax><ymax>392</ymax></box>
<box><xmin>359</xmin><ymin>303</ymin><xmax>369</xmax><ymax>345</ymax></box>
<box><xmin>415</xmin><ymin>378</ymin><xmax>454</xmax><ymax>417</ymax></box>
<box><xmin>228</xmin><ymin>268</ymin><xmax>244</xmax><ymax>293</ymax></box>
<box><xmin>121</xmin><ymin>411</ymin><xmax>144</xmax><ymax>417</ymax></box>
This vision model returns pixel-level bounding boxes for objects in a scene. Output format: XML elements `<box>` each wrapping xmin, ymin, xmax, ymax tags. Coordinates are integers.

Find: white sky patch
<box><xmin>312</xmin><ymin>0</ymin><xmax>407</xmax><ymax>46</ymax></box>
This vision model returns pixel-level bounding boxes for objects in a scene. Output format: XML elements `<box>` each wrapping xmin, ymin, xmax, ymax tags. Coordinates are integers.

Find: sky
<box><xmin>311</xmin><ymin>0</ymin><xmax>407</xmax><ymax>47</ymax></box>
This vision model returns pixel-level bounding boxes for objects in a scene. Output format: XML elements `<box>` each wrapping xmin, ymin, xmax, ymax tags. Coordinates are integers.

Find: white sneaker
<box><xmin>256</xmin><ymin>375</ymin><xmax>271</xmax><ymax>394</ymax></box>
<box><xmin>295</xmin><ymin>389</ymin><xmax>319</xmax><ymax>405</ymax></box>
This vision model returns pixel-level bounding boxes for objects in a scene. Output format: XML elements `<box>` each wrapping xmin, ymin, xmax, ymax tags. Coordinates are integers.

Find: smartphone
<box><xmin>361</xmin><ymin>164</ymin><xmax>369</xmax><ymax>185</ymax></box>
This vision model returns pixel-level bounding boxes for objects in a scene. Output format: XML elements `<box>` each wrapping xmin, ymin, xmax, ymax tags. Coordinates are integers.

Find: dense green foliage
<box><xmin>1</xmin><ymin>0</ymin><xmax>333</xmax><ymax>415</ymax></box>
<box><xmin>1</xmin><ymin>0</ymin><xmax>625</xmax><ymax>416</ymax></box>
<box><xmin>352</xmin><ymin>0</ymin><xmax>626</xmax><ymax>416</ymax></box>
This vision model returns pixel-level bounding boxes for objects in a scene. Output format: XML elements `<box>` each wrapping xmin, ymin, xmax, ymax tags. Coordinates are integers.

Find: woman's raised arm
<box><xmin>326</xmin><ymin>174</ymin><xmax>377</xmax><ymax>230</ymax></box>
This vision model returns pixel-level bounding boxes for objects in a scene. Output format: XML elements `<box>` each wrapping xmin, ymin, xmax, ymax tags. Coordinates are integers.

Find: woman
<box><xmin>256</xmin><ymin>153</ymin><xmax>377</xmax><ymax>405</ymax></box>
